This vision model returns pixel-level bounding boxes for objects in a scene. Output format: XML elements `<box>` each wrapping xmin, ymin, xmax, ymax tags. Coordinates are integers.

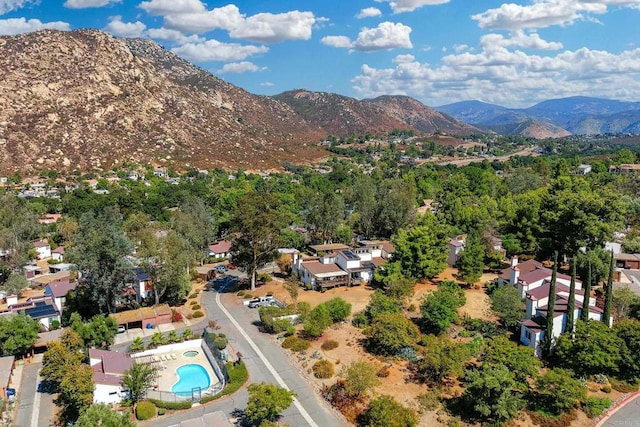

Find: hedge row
<box><xmin>200</xmin><ymin>362</ymin><xmax>248</xmax><ymax>404</ymax></box>
<box><xmin>147</xmin><ymin>399</ymin><xmax>193</xmax><ymax>410</ymax></box>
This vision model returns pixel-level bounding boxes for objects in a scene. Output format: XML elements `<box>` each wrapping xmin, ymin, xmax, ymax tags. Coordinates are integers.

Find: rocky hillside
<box><xmin>274</xmin><ymin>90</ymin><xmax>479</xmax><ymax>137</ymax></box>
<box><xmin>0</xmin><ymin>29</ymin><xmax>326</xmax><ymax>174</ymax></box>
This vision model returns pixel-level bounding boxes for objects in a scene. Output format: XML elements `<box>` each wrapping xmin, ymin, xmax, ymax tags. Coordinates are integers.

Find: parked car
<box><xmin>248</xmin><ymin>296</ymin><xmax>276</xmax><ymax>308</ymax></box>
<box><xmin>117</xmin><ymin>325</ymin><xmax>126</xmax><ymax>334</ymax></box>
<box><xmin>216</xmin><ymin>265</ymin><xmax>228</xmax><ymax>273</ymax></box>
<box><xmin>227</xmin><ymin>263</ymin><xmax>237</xmax><ymax>269</ymax></box>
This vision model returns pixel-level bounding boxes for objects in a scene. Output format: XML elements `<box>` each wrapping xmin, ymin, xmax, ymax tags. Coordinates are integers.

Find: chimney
<box><xmin>510</xmin><ymin>267</ymin><xmax>520</xmax><ymax>285</ymax></box>
<box><xmin>511</xmin><ymin>256</ymin><xmax>519</xmax><ymax>267</ymax></box>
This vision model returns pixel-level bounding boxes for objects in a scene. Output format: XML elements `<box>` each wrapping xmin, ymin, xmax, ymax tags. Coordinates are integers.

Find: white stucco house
<box><xmin>89</xmin><ymin>349</ymin><xmax>132</xmax><ymax>404</ymax></box>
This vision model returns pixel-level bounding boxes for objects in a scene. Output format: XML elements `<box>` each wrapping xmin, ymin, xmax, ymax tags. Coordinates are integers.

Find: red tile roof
<box><xmin>209</xmin><ymin>240</ymin><xmax>232</xmax><ymax>254</ymax></box>
<box><xmin>499</xmin><ymin>259</ymin><xmax>544</xmax><ymax>281</ymax></box>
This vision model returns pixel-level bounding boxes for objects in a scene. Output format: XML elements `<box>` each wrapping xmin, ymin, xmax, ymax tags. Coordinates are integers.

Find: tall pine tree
<box><xmin>581</xmin><ymin>259</ymin><xmax>592</xmax><ymax>322</ymax></box>
<box><xmin>543</xmin><ymin>252</ymin><xmax>558</xmax><ymax>358</ymax></box>
<box><xmin>566</xmin><ymin>257</ymin><xmax>577</xmax><ymax>334</ymax></box>
<box><xmin>603</xmin><ymin>251</ymin><xmax>614</xmax><ymax>327</ymax></box>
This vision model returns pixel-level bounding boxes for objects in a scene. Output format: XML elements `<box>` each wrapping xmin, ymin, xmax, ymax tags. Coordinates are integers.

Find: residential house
<box><xmin>51</xmin><ymin>246</ymin><xmax>65</xmax><ymax>262</ymax></box>
<box><xmin>447</xmin><ymin>235</ymin><xmax>466</xmax><ymax>267</ymax></box>
<box><xmin>614</xmin><ymin>253</ymin><xmax>640</xmax><ymax>269</ymax></box>
<box><xmin>89</xmin><ymin>349</ymin><xmax>132</xmax><ymax>404</ymax></box>
<box><xmin>38</xmin><ymin>213</ymin><xmax>62</xmax><ymax>225</ymax></box>
<box><xmin>48</xmin><ymin>263</ymin><xmax>75</xmax><ymax>274</ymax></box>
<box><xmin>611</xmin><ymin>164</ymin><xmax>640</xmax><ymax>174</ymax></box>
<box><xmin>577</xmin><ymin>164</ymin><xmax>592</xmax><ymax>175</ymax></box>
<box><xmin>520</xmin><ymin>280</ymin><xmax>607</xmax><ymax>356</ymax></box>
<box><xmin>308</xmin><ymin>243</ymin><xmax>350</xmax><ymax>256</ymax></box>
<box><xmin>499</xmin><ymin>257</ymin><xmax>578</xmax><ymax>298</ymax></box>
<box><xmin>44</xmin><ymin>279</ymin><xmax>77</xmax><ymax>313</ymax></box>
<box><xmin>127</xmin><ymin>267</ymin><xmax>152</xmax><ymax>303</ymax></box>
<box><xmin>208</xmin><ymin>240</ymin><xmax>233</xmax><ymax>259</ymax></box>
<box><xmin>33</xmin><ymin>240</ymin><xmax>51</xmax><ymax>260</ymax></box>
<box><xmin>298</xmin><ymin>259</ymin><xmax>349</xmax><ymax>291</ymax></box>
<box><xmin>3</xmin><ymin>296</ymin><xmax>60</xmax><ymax>330</ymax></box>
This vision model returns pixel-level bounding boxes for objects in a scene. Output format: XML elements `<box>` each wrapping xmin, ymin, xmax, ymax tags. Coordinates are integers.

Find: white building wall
<box><xmin>94</xmin><ymin>384</ymin><xmax>123</xmax><ymax>405</ymax></box>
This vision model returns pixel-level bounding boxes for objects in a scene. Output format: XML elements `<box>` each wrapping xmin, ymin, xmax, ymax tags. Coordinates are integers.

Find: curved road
<box><xmin>601</xmin><ymin>394</ymin><xmax>640</xmax><ymax>427</ymax></box>
<box><xmin>145</xmin><ymin>275</ymin><xmax>346</xmax><ymax>427</ymax></box>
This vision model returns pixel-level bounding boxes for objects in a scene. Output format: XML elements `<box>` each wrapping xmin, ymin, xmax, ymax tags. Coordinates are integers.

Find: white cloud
<box><xmin>63</xmin><ymin>0</ymin><xmax>121</xmax><ymax>9</ymax></box>
<box><xmin>217</xmin><ymin>61</ymin><xmax>266</xmax><ymax>74</ymax></box>
<box><xmin>0</xmin><ymin>18</ymin><xmax>70</xmax><ymax>35</ymax></box>
<box><xmin>374</xmin><ymin>0</ymin><xmax>450</xmax><ymax>14</ymax></box>
<box><xmin>104</xmin><ymin>16</ymin><xmax>146</xmax><ymax>37</ymax></box>
<box><xmin>321</xmin><ymin>35</ymin><xmax>352</xmax><ymax>49</ymax></box>
<box><xmin>453</xmin><ymin>44</ymin><xmax>470</xmax><ymax>53</ymax></box>
<box><xmin>394</xmin><ymin>54</ymin><xmax>415</xmax><ymax>63</ymax></box>
<box><xmin>163</xmin><ymin>4</ymin><xmax>243</xmax><ymax>34</ymax></box>
<box><xmin>138</xmin><ymin>0</ymin><xmax>205</xmax><ymax>15</ymax></box>
<box><xmin>146</xmin><ymin>27</ymin><xmax>203</xmax><ymax>44</ymax></box>
<box><xmin>260</xmin><ymin>82</ymin><xmax>275</xmax><ymax>87</ymax></box>
<box><xmin>229</xmin><ymin>10</ymin><xmax>316</xmax><ymax>43</ymax></box>
<box><xmin>357</xmin><ymin>7</ymin><xmax>382</xmax><ymax>19</ymax></box>
<box><xmin>471</xmin><ymin>0</ymin><xmax>640</xmax><ymax>31</ymax></box>
<box><xmin>481</xmin><ymin>31</ymin><xmax>563</xmax><ymax>51</ymax></box>
<box><xmin>353</xmin><ymin>21</ymin><xmax>412</xmax><ymax>51</ymax></box>
<box><xmin>0</xmin><ymin>0</ymin><xmax>36</xmax><ymax>15</ymax></box>
<box><xmin>352</xmin><ymin>45</ymin><xmax>640</xmax><ymax>107</ymax></box>
<box><xmin>171</xmin><ymin>39</ymin><xmax>268</xmax><ymax>62</ymax></box>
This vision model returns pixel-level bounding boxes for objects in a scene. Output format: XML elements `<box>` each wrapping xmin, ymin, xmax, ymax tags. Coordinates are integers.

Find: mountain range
<box><xmin>0</xmin><ymin>29</ymin><xmax>473</xmax><ymax>175</ymax></box>
<box><xmin>436</xmin><ymin>97</ymin><xmax>640</xmax><ymax>137</ymax></box>
<box><xmin>0</xmin><ymin>29</ymin><xmax>638</xmax><ymax>175</ymax></box>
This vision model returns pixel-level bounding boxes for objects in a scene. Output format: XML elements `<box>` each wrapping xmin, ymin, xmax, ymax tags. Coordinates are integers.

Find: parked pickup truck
<box><xmin>247</xmin><ymin>296</ymin><xmax>276</xmax><ymax>308</ymax></box>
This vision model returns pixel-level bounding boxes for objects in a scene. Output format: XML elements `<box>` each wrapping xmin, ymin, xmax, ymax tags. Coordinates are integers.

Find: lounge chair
<box><xmin>171</xmin><ymin>353</ymin><xmax>177</xmax><ymax>360</ymax></box>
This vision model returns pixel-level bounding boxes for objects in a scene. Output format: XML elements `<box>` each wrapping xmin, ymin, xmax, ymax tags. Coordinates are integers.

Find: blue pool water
<box><xmin>171</xmin><ymin>364</ymin><xmax>211</xmax><ymax>396</ymax></box>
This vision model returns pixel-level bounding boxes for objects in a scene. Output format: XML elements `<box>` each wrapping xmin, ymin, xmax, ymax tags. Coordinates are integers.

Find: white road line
<box><xmin>215</xmin><ymin>291</ymin><xmax>319</xmax><ymax>427</ymax></box>
<box><xmin>31</xmin><ymin>375</ymin><xmax>42</xmax><ymax>427</ymax></box>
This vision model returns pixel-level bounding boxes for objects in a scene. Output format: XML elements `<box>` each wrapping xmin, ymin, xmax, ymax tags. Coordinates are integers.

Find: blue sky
<box><xmin>1</xmin><ymin>0</ymin><xmax>640</xmax><ymax>107</ymax></box>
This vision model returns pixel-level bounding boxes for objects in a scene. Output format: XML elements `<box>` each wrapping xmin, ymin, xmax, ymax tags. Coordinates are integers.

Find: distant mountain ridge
<box><xmin>437</xmin><ymin>96</ymin><xmax>640</xmax><ymax>136</ymax></box>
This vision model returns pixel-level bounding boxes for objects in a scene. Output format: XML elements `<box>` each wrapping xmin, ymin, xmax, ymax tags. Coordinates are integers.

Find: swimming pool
<box><xmin>171</xmin><ymin>364</ymin><xmax>211</xmax><ymax>396</ymax></box>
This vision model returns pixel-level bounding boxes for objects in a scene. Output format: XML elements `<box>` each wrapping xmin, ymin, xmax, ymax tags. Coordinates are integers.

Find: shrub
<box><xmin>416</xmin><ymin>390</ymin><xmax>441</xmax><ymax>412</ymax></box>
<box><xmin>312</xmin><ymin>360</ymin><xmax>335</xmax><ymax>379</ymax></box>
<box><xmin>583</xmin><ymin>397</ymin><xmax>612</xmax><ymax>418</ymax></box>
<box><xmin>352</xmin><ymin>312</ymin><xmax>369</xmax><ymax>328</ymax></box>
<box><xmin>593</xmin><ymin>374</ymin><xmax>609</xmax><ymax>384</ymax></box>
<box><xmin>281</xmin><ymin>336</ymin><xmax>310</xmax><ymax>352</ymax></box>
<box><xmin>214</xmin><ymin>336</ymin><xmax>228</xmax><ymax>350</ymax></box>
<box><xmin>129</xmin><ymin>337</ymin><xmax>145</xmax><ymax>352</ymax></box>
<box><xmin>171</xmin><ymin>309</ymin><xmax>183</xmax><ymax>322</ymax></box>
<box><xmin>237</xmin><ymin>290</ymin><xmax>246</xmax><ymax>297</ymax></box>
<box><xmin>321</xmin><ymin>340</ymin><xmax>339</xmax><ymax>351</ymax></box>
<box><xmin>189</xmin><ymin>300</ymin><xmax>198</xmax><ymax>306</ymax></box>
<box><xmin>50</xmin><ymin>319</ymin><xmax>60</xmax><ymax>330</ymax></box>
<box><xmin>266</xmin><ymin>291</ymin><xmax>273</xmax><ymax>296</ymax></box>
<box><xmin>147</xmin><ymin>399</ymin><xmax>192</xmax><ymax>410</ymax></box>
<box><xmin>610</xmin><ymin>378</ymin><xmax>639</xmax><ymax>393</ymax></box>
<box><xmin>192</xmin><ymin>304</ymin><xmax>201</xmax><ymax>310</ymax></box>
<box><xmin>192</xmin><ymin>310</ymin><xmax>204</xmax><ymax>318</ymax></box>
<box><xmin>188</xmin><ymin>293</ymin><xmax>198</xmax><ymax>299</ymax></box>
<box><xmin>258</xmin><ymin>273</ymin><xmax>272</xmax><ymax>282</ymax></box>
<box><xmin>601</xmin><ymin>385</ymin><xmax>612</xmax><ymax>393</ymax></box>
<box><xmin>244</xmin><ymin>294</ymin><xmax>253</xmax><ymax>299</ymax></box>
<box><xmin>324</xmin><ymin>297</ymin><xmax>352</xmax><ymax>322</ymax></box>
<box><xmin>157</xmin><ymin>408</ymin><xmax>166</xmax><ymax>416</ymax></box>
<box><xmin>377</xmin><ymin>366</ymin><xmax>390</xmax><ymax>378</ymax></box>
<box><xmin>135</xmin><ymin>401</ymin><xmax>156</xmax><ymax>420</ymax></box>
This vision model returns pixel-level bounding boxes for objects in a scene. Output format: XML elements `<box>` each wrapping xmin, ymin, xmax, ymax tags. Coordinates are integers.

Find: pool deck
<box><xmin>134</xmin><ymin>345</ymin><xmax>219</xmax><ymax>394</ymax></box>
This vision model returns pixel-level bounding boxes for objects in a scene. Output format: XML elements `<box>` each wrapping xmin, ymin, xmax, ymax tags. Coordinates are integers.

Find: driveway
<box><xmin>15</xmin><ymin>356</ymin><xmax>56</xmax><ymax>427</ymax></box>
<box><xmin>147</xmin><ymin>275</ymin><xmax>346</xmax><ymax>427</ymax></box>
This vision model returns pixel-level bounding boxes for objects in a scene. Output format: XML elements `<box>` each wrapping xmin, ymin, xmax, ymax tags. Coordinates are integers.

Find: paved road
<box><xmin>435</xmin><ymin>146</ymin><xmax>538</xmax><ymax>166</ymax></box>
<box><xmin>15</xmin><ymin>359</ymin><xmax>56</xmax><ymax>427</ymax></box>
<box><xmin>602</xmin><ymin>394</ymin><xmax>640</xmax><ymax>427</ymax></box>
<box><xmin>146</xmin><ymin>275</ymin><xmax>346</xmax><ymax>427</ymax></box>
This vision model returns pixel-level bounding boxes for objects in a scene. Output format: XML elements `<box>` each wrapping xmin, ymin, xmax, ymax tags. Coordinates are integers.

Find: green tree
<box><xmin>351</xmin><ymin>175</ymin><xmax>377</xmax><ymax>238</ymax></box>
<box><xmin>2</xmin><ymin>271</ymin><xmax>28</xmax><ymax>298</ymax></box>
<box><xmin>359</xmin><ymin>395</ymin><xmax>417</xmax><ymax>427</ymax></box>
<box><xmin>554</xmin><ymin>320</ymin><xmax>623</xmax><ymax>377</ymax></box>
<box><xmin>70</xmin><ymin>313</ymin><xmax>118</xmax><ymax>349</ymax></box>
<box><xmin>603</xmin><ymin>251</ymin><xmax>614</xmax><ymax>326</ymax></box>
<box><xmin>455</xmin><ymin>231</ymin><xmax>485</xmax><ymax>284</ymax></box>
<box><xmin>365</xmin><ymin>312</ymin><xmax>420</xmax><ymax>355</ymax></box>
<box><xmin>66</xmin><ymin>207</ymin><xmax>135</xmax><ymax>314</ymax></box>
<box><xmin>535</xmin><ymin>368</ymin><xmax>586</xmax><ymax>416</ymax></box>
<box><xmin>541</xmin><ymin>252</ymin><xmax>558</xmax><ymax>358</ymax></box>
<box><xmin>581</xmin><ymin>260</ymin><xmax>592</xmax><ymax>322</ymax></box>
<box><xmin>420</xmin><ymin>281</ymin><xmax>466</xmax><ymax>334</ymax></box>
<box><xmin>324</xmin><ymin>297</ymin><xmax>352</xmax><ymax>322</ymax></box>
<box><xmin>364</xmin><ymin>291</ymin><xmax>402</xmax><ymax>321</ymax></box>
<box><xmin>412</xmin><ymin>335</ymin><xmax>468</xmax><ymax>385</ymax></box>
<box><xmin>390</xmin><ymin>213</ymin><xmax>449</xmax><ymax>280</ymax></box>
<box><xmin>480</xmin><ymin>336</ymin><xmax>539</xmax><ymax>388</ymax></box>
<box><xmin>490</xmin><ymin>285</ymin><xmax>524</xmax><ymax>330</ymax></box>
<box><xmin>340</xmin><ymin>361</ymin><xmax>381</xmax><ymax>399</ymax></box>
<box><xmin>75</xmin><ymin>403</ymin><xmax>136</xmax><ymax>427</ymax></box>
<box><xmin>374</xmin><ymin>178</ymin><xmax>416</xmax><ymax>238</ymax></box>
<box><xmin>303</xmin><ymin>304</ymin><xmax>333</xmax><ymax>337</ymax></box>
<box><xmin>122</xmin><ymin>362</ymin><xmax>158</xmax><ymax>403</ymax></box>
<box><xmin>56</xmin><ymin>363</ymin><xmax>94</xmax><ymax>425</ymax></box>
<box><xmin>566</xmin><ymin>257</ymin><xmax>577</xmax><ymax>333</ymax></box>
<box><xmin>232</xmin><ymin>190</ymin><xmax>289</xmax><ymax>291</ymax></box>
<box><xmin>305</xmin><ymin>190</ymin><xmax>345</xmax><ymax>243</ymax></box>
<box><xmin>171</xmin><ymin>196</ymin><xmax>216</xmax><ymax>267</ymax></box>
<box><xmin>41</xmin><ymin>331</ymin><xmax>85</xmax><ymax>389</ymax></box>
<box><xmin>613</xmin><ymin>287</ymin><xmax>640</xmax><ymax>321</ymax></box>
<box><xmin>245</xmin><ymin>382</ymin><xmax>296</xmax><ymax>425</ymax></box>
<box><xmin>461</xmin><ymin>363</ymin><xmax>524</xmax><ymax>425</ymax></box>
<box><xmin>0</xmin><ymin>193</ymin><xmax>42</xmax><ymax>269</ymax></box>
<box><xmin>0</xmin><ymin>312</ymin><xmax>40</xmax><ymax>356</ymax></box>
<box><xmin>615</xmin><ymin>319</ymin><xmax>640</xmax><ymax>381</ymax></box>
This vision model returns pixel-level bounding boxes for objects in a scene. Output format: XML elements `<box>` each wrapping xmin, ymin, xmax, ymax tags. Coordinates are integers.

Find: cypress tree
<box><xmin>543</xmin><ymin>252</ymin><xmax>558</xmax><ymax>358</ymax></box>
<box><xmin>581</xmin><ymin>259</ymin><xmax>592</xmax><ymax>322</ymax></box>
<box><xmin>603</xmin><ymin>251</ymin><xmax>614</xmax><ymax>327</ymax></box>
<box><xmin>566</xmin><ymin>257</ymin><xmax>576</xmax><ymax>333</ymax></box>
